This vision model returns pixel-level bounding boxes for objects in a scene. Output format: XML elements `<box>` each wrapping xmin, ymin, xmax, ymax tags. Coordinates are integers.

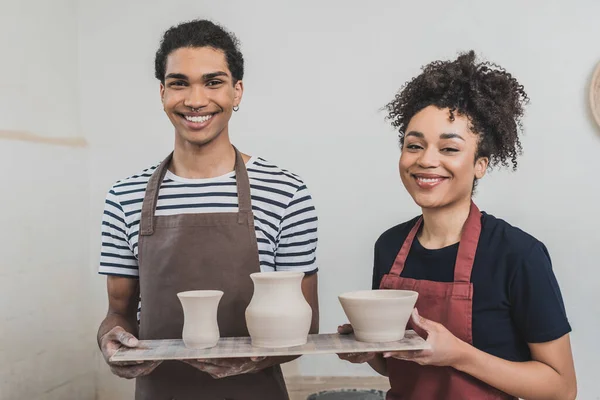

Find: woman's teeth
<box><xmin>417</xmin><ymin>177</ymin><xmax>444</xmax><ymax>183</ymax></box>
<box><xmin>185</xmin><ymin>114</ymin><xmax>213</xmax><ymax>123</ymax></box>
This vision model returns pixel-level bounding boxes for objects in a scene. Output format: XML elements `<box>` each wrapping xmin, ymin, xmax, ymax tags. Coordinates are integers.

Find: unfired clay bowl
<box><xmin>338</xmin><ymin>289</ymin><xmax>418</xmax><ymax>343</ymax></box>
<box><xmin>177</xmin><ymin>290</ymin><xmax>223</xmax><ymax>349</ymax></box>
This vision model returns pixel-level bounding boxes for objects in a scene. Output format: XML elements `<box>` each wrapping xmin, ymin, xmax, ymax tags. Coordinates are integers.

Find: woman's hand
<box><xmin>383</xmin><ymin>308</ymin><xmax>467</xmax><ymax>368</ymax></box>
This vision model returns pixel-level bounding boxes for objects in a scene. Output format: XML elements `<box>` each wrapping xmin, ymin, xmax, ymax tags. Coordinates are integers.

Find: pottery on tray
<box><xmin>338</xmin><ymin>289</ymin><xmax>418</xmax><ymax>342</ymax></box>
<box><xmin>177</xmin><ymin>290</ymin><xmax>223</xmax><ymax>349</ymax></box>
<box><xmin>245</xmin><ymin>271</ymin><xmax>312</xmax><ymax>348</ymax></box>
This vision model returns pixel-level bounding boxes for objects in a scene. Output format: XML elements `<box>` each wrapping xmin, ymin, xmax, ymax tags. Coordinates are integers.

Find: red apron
<box><xmin>379</xmin><ymin>201</ymin><xmax>516</xmax><ymax>400</ymax></box>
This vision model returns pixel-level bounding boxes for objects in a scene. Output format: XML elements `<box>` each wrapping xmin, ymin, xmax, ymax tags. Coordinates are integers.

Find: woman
<box><xmin>338</xmin><ymin>51</ymin><xmax>577</xmax><ymax>400</ymax></box>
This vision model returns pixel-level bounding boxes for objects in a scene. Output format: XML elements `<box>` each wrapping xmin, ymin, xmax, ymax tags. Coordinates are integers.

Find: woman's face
<box><xmin>399</xmin><ymin>105</ymin><xmax>488</xmax><ymax>210</ymax></box>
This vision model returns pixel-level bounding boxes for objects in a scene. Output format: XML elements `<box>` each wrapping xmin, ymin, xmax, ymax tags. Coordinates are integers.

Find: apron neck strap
<box><xmin>453</xmin><ymin>201</ymin><xmax>481</xmax><ymax>282</ymax></box>
<box><xmin>388</xmin><ymin>216</ymin><xmax>423</xmax><ymax>277</ymax></box>
<box><xmin>140</xmin><ymin>153</ymin><xmax>172</xmax><ymax>236</ymax></box>
<box><xmin>140</xmin><ymin>145</ymin><xmax>252</xmax><ymax>236</ymax></box>
<box><xmin>232</xmin><ymin>146</ymin><xmax>252</xmax><ymax>214</ymax></box>
<box><xmin>388</xmin><ymin>201</ymin><xmax>481</xmax><ymax>283</ymax></box>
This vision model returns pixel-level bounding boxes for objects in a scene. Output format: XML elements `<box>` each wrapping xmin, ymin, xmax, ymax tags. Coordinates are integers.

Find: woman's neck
<box><xmin>418</xmin><ymin>199</ymin><xmax>471</xmax><ymax>249</ymax></box>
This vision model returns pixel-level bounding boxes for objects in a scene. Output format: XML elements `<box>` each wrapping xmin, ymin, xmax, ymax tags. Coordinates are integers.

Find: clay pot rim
<box><xmin>338</xmin><ymin>289</ymin><xmax>418</xmax><ymax>301</ymax></box>
<box><xmin>249</xmin><ymin>271</ymin><xmax>305</xmax><ymax>280</ymax></box>
<box><xmin>177</xmin><ymin>290</ymin><xmax>224</xmax><ymax>298</ymax></box>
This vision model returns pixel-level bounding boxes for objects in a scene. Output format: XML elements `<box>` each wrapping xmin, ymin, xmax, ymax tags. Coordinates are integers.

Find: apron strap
<box><xmin>139</xmin><ymin>146</ymin><xmax>253</xmax><ymax>236</ymax></box>
<box><xmin>386</xmin><ymin>201</ymin><xmax>481</xmax><ymax>282</ymax></box>
<box><xmin>453</xmin><ymin>201</ymin><xmax>481</xmax><ymax>283</ymax></box>
<box><xmin>140</xmin><ymin>153</ymin><xmax>173</xmax><ymax>236</ymax></box>
<box><xmin>388</xmin><ymin>216</ymin><xmax>423</xmax><ymax>277</ymax></box>
<box><xmin>232</xmin><ymin>146</ymin><xmax>252</xmax><ymax>215</ymax></box>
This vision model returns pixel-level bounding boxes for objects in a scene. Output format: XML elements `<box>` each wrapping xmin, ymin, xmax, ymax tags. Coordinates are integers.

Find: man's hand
<box><xmin>182</xmin><ymin>357</ymin><xmax>267</xmax><ymax>379</ymax></box>
<box><xmin>100</xmin><ymin>326</ymin><xmax>161</xmax><ymax>379</ymax></box>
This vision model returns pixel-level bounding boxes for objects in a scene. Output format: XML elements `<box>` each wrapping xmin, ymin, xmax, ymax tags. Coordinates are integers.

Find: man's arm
<box><xmin>98</xmin><ymin>276</ymin><xmax>139</xmax><ymax>344</ymax></box>
<box><xmin>302</xmin><ymin>272</ymin><xmax>319</xmax><ymax>334</ymax></box>
<box><xmin>97</xmin><ymin>276</ymin><xmax>161</xmax><ymax>379</ymax></box>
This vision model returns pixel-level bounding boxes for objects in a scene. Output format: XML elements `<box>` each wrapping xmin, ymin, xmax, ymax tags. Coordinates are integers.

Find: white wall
<box><xmin>78</xmin><ymin>0</ymin><xmax>600</xmax><ymax>398</ymax></box>
<box><xmin>0</xmin><ymin>0</ymin><xmax>81</xmax><ymax>139</ymax></box>
<box><xmin>0</xmin><ymin>1</ymin><xmax>95</xmax><ymax>399</ymax></box>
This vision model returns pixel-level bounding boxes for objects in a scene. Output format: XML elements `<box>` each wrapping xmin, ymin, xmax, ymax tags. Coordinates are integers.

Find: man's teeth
<box><xmin>185</xmin><ymin>114</ymin><xmax>213</xmax><ymax>123</ymax></box>
<box><xmin>417</xmin><ymin>177</ymin><xmax>443</xmax><ymax>183</ymax></box>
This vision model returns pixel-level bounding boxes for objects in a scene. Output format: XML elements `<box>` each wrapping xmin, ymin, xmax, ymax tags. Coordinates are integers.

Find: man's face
<box><xmin>160</xmin><ymin>47</ymin><xmax>243</xmax><ymax>147</ymax></box>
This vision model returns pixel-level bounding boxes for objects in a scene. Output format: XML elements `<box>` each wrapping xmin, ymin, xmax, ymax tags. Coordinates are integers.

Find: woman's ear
<box><xmin>475</xmin><ymin>156</ymin><xmax>488</xmax><ymax>179</ymax></box>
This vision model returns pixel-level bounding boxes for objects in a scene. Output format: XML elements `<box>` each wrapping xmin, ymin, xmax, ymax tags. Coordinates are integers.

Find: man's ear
<box><xmin>233</xmin><ymin>80</ymin><xmax>244</xmax><ymax>108</ymax></box>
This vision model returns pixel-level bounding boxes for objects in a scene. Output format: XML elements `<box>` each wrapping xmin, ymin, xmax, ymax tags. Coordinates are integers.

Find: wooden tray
<box><xmin>110</xmin><ymin>331</ymin><xmax>429</xmax><ymax>362</ymax></box>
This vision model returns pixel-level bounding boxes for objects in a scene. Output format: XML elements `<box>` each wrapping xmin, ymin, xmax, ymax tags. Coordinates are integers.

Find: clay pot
<box><xmin>338</xmin><ymin>289</ymin><xmax>418</xmax><ymax>342</ymax></box>
<box><xmin>245</xmin><ymin>271</ymin><xmax>312</xmax><ymax>348</ymax></box>
<box><xmin>177</xmin><ymin>290</ymin><xmax>223</xmax><ymax>349</ymax></box>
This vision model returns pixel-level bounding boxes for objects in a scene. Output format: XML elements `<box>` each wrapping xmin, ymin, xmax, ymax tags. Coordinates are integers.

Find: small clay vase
<box><xmin>245</xmin><ymin>271</ymin><xmax>312</xmax><ymax>348</ymax></box>
<box><xmin>177</xmin><ymin>290</ymin><xmax>223</xmax><ymax>349</ymax></box>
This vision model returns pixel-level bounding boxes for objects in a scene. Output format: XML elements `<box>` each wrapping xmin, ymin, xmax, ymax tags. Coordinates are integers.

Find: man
<box><xmin>97</xmin><ymin>19</ymin><xmax>319</xmax><ymax>400</ymax></box>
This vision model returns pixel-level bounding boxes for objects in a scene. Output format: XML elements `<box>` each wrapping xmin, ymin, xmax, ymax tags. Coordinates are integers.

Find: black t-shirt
<box><xmin>372</xmin><ymin>211</ymin><xmax>571</xmax><ymax>362</ymax></box>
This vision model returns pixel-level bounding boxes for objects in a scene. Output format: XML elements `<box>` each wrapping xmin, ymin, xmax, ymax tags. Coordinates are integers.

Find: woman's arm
<box><xmin>455</xmin><ymin>332</ymin><xmax>576</xmax><ymax>400</ymax></box>
<box><xmin>385</xmin><ymin>309</ymin><xmax>577</xmax><ymax>400</ymax></box>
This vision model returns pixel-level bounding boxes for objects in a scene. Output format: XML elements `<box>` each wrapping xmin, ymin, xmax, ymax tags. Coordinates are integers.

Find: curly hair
<box><xmin>154</xmin><ymin>19</ymin><xmax>244</xmax><ymax>84</ymax></box>
<box><xmin>384</xmin><ymin>50</ymin><xmax>529</xmax><ymax>171</ymax></box>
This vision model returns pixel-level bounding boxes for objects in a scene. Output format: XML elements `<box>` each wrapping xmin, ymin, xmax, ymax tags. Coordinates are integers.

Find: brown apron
<box><xmin>135</xmin><ymin>147</ymin><xmax>289</xmax><ymax>400</ymax></box>
<box><xmin>380</xmin><ymin>201</ymin><xmax>516</xmax><ymax>400</ymax></box>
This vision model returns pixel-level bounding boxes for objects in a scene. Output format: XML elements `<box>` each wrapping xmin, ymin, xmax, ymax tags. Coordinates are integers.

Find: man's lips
<box><xmin>178</xmin><ymin>112</ymin><xmax>216</xmax><ymax>129</ymax></box>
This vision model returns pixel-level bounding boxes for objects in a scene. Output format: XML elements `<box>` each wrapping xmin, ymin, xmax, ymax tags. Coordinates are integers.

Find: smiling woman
<box><xmin>398</xmin><ymin>107</ymin><xmax>488</xmax><ymax>210</ymax></box>
<box><xmin>337</xmin><ymin>51</ymin><xmax>577</xmax><ymax>400</ymax></box>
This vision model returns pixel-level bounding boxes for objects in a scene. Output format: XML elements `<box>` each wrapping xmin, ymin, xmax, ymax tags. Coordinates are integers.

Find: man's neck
<box><xmin>418</xmin><ymin>198</ymin><xmax>472</xmax><ymax>249</ymax></box>
<box><xmin>170</xmin><ymin>132</ymin><xmax>240</xmax><ymax>179</ymax></box>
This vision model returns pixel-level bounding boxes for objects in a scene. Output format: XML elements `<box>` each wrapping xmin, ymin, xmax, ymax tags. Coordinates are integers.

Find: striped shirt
<box><xmin>98</xmin><ymin>156</ymin><xmax>318</xmax><ymax>277</ymax></box>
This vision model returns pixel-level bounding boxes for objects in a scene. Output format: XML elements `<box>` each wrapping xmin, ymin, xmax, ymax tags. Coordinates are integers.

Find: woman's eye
<box><xmin>406</xmin><ymin>144</ymin><xmax>423</xmax><ymax>150</ymax></box>
<box><xmin>441</xmin><ymin>148</ymin><xmax>459</xmax><ymax>153</ymax></box>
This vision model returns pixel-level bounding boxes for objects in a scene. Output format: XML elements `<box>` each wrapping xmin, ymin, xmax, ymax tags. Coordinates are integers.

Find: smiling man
<box><xmin>96</xmin><ymin>19</ymin><xmax>319</xmax><ymax>400</ymax></box>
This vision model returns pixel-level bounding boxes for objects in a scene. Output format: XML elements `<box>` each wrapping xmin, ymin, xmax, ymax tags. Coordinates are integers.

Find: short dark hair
<box><xmin>154</xmin><ymin>19</ymin><xmax>244</xmax><ymax>83</ymax></box>
<box><xmin>384</xmin><ymin>50</ymin><xmax>529</xmax><ymax>171</ymax></box>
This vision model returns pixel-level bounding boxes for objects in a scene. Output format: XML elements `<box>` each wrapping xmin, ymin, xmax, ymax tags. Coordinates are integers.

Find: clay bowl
<box><xmin>338</xmin><ymin>289</ymin><xmax>418</xmax><ymax>342</ymax></box>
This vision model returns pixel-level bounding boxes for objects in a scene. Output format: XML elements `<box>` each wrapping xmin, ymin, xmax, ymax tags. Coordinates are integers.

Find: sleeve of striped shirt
<box><xmin>98</xmin><ymin>188</ymin><xmax>139</xmax><ymax>278</ymax></box>
<box><xmin>275</xmin><ymin>183</ymin><xmax>318</xmax><ymax>274</ymax></box>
